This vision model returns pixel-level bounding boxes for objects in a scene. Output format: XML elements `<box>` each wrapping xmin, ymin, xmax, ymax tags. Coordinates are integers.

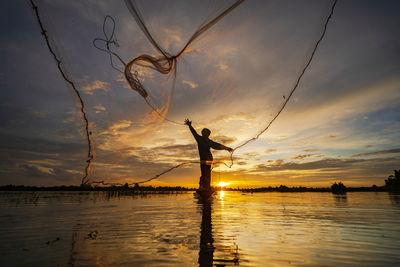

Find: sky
<box><xmin>0</xmin><ymin>0</ymin><xmax>399</xmax><ymax>188</ymax></box>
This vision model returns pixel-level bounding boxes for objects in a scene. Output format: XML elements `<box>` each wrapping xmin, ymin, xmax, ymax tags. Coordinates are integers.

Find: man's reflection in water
<box><xmin>198</xmin><ymin>196</ymin><xmax>214</xmax><ymax>267</ymax></box>
<box><xmin>198</xmin><ymin>194</ymin><xmax>240</xmax><ymax>266</ymax></box>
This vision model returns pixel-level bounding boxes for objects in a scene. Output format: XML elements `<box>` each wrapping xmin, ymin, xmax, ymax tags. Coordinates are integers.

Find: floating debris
<box><xmin>45</xmin><ymin>237</ymin><xmax>60</xmax><ymax>245</ymax></box>
<box><xmin>87</xmin><ymin>230</ymin><xmax>98</xmax><ymax>240</ymax></box>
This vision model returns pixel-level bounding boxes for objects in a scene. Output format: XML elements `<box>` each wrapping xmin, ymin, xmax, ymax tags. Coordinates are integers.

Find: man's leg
<box><xmin>199</xmin><ymin>164</ymin><xmax>205</xmax><ymax>190</ymax></box>
<box><xmin>200</xmin><ymin>164</ymin><xmax>211</xmax><ymax>190</ymax></box>
<box><xmin>201</xmin><ymin>164</ymin><xmax>211</xmax><ymax>190</ymax></box>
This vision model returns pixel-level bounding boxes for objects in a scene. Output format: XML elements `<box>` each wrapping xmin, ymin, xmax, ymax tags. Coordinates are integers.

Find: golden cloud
<box><xmin>81</xmin><ymin>80</ymin><xmax>110</xmax><ymax>95</ymax></box>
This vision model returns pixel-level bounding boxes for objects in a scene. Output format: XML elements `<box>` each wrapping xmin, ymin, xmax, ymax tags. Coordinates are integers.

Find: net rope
<box><xmin>29</xmin><ymin>0</ymin><xmax>94</xmax><ymax>185</ymax></box>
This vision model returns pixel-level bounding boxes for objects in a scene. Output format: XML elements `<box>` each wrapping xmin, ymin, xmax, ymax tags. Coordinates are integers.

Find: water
<box><xmin>1</xmin><ymin>191</ymin><xmax>400</xmax><ymax>266</ymax></box>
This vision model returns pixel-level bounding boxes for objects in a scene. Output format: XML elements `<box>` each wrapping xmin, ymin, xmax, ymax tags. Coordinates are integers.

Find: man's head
<box><xmin>201</xmin><ymin>128</ymin><xmax>211</xmax><ymax>138</ymax></box>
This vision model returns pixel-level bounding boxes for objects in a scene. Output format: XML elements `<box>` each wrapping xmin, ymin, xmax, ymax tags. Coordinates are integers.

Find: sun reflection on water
<box><xmin>219</xmin><ymin>190</ymin><xmax>225</xmax><ymax>200</ymax></box>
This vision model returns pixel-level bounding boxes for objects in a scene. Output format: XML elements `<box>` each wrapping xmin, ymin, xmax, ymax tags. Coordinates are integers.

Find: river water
<box><xmin>0</xmin><ymin>191</ymin><xmax>399</xmax><ymax>266</ymax></box>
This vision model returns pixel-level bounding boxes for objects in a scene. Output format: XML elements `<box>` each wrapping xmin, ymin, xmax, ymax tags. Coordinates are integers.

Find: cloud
<box><xmin>212</xmin><ymin>135</ymin><xmax>236</xmax><ymax>145</ymax></box>
<box><xmin>20</xmin><ymin>164</ymin><xmax>51</xmax><ymax>177</ymax></box>
<box><xmin>80</xmin><ymin>80</ymin><xmax>110</xmax><ymax>95</ymax></box>
<box><xmin>0</xmin><ymin>133</ymin><xmax>86</xmax><ymax>184</ymax></box>
<box><xmin>93</xmin><ymin>105</ymin><xmax>106</xmax><ymax>113</ymax></box>
<box><xmin>156</xmin><ymin>144</ymin><xmax>196</xmax><ymax>151</ymax></box>
<box><xmin>253</xmin><ymin>157</ymin><xmax>397</xmax><ymax>172</ymax></box>
<box><xmin>210</xmin><ymin>112</ymin><xmax>256</xmax><ymax>124</ymax></box>
<box><xmin>280</xmin><ymin>78</ymin><xmax>400</xmax><ymax>134</ymax></box>
<box><xmin>108</xmin><ymin>120</ymin><xmax>132</xmax><ymax>133</ymax></box>
<box><xmin>182</xmin><ymin>80</ymin><xmax>198</xmax><ymax>89</ymax></box>
<box><xmin>131</xmin><ymin>144</ymin><xmax>198</xmax><ymax>162</ymax></box>
<box><xmin>96</xmin><ymin>120</ymin><xmax>162</xmax><ymax>152</ymax></box>
<box><xmin>265</xmin><ymin>149</ymin><xmax>277</xmax><ymax>154</ymax></box>
<box><xmin>152</xmin><ymin>138</ymin><xmax>176</xmax><ymax>145</ymax></box>
<box><xmin>62</xmin><ymin>117</ymin><xmax>75</xmax><ymax>123</ymax></box>
<box><xmin>352</xmin><ymin>148</ymin><xmax>400</xmax><ymax>157</ymax></box>
<box><xmin>116</xmin><ymin>66</ymin><xmax>155</xmax><ymax>85</ymax></box>
<box><xmin>244</xmin><ymin>152</ymin><xmax>261</xmax><ymax>157</ymax></box>
<box><xmin>65</xmin><ymin>169</ymin><xmax>81</xmax><ymax>175</ymax></box>
<box><xmin>161</xmin><ymin>27</ymin><xmax>182</xmax><ymax>51</ymax></box>
<box><xmin>163</xmin><ymin>27</ymin><xmax>182</xmax><ymax>42</ymax></box>
<box><xmin>0</xmin><ymin>133</ymin><xmax>84</xmax><ymax>155</ymax></box>
<box><xmin>216</xmin><ymin>62</ymin><xmax>228</xmax><ymax>70</ymax></box>
<box><xmin>90</xmin><ymin>157</ymin><xmax>177</xmax><ymax>184</ymax></box>
<box><xmin>115</xmin><ymin>74</ymin><xmax>131</xmax><ymax>89</ymax></box>
<box><xmin>291</xmin><ymin>154</ymin><xmax>319</xmax><ymax>160</ymax></box>
<box><xmin>301</xmin><ymin>149</ymin><xmax>319</xmax><ymax>152</ymax></box>
<box><xmin>31</xmin><ymin>110</ymin><xmax>46</xmax><ymax>118</ymax></box>
<box><xmin>31</xmin><ymin>165</ymin><xmax>55</xmax><ymax>175</ymax></box>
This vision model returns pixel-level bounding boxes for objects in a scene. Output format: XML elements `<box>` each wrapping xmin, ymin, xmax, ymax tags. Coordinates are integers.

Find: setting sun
<box><xmin>217</xmin><ymin>182</ymin><xmax>229</xmax><ymax>187</ymax></box>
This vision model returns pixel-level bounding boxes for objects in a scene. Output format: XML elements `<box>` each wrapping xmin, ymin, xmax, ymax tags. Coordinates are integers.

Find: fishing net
<box><xmin>29</xmin><ymin>0</ymin><xmax>337</xmax><ymax>187</ymax></box>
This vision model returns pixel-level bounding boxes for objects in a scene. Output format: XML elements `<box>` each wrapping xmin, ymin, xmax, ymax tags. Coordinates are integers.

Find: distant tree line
<box><xmin>1</xmin><ymin>169</ymin><xmax>398</xmax><ymax>192</ymax></box>
<box><xmin>385</xmin><ymin>169</ymin><xmax>400</xmax><ymax>191</ymax></box>
<box><xmin>0</xmin><ymin>184</ymin><xmax>195</xmax><ymax>192</ymax></box>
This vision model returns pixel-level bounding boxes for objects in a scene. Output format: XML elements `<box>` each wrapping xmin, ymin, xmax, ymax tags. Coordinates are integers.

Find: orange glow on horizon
<box><xmin>217</xmin><ymin>181</ymin><xmax>229</xmax><ymax>187</ymax></box>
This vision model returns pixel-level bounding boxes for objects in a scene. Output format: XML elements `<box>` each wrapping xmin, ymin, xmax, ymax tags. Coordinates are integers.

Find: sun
<box><xmin>217</xmin><ymin>181</ymin><xmax>229</xmax><ymax>187</ymax></box>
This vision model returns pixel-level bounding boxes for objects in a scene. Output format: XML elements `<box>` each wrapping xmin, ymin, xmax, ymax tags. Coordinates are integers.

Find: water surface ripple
<box><xmin>0</xmin><ymin>191</ymin><xmax>399</xmax><ymax>266</ymax></box>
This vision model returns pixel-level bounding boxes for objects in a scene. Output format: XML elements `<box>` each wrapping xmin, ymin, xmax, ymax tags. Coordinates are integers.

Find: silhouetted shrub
<box><xmin>385</xmin><ymin>170</ymin><xmax>400</xmax><ymax>191</ymax></box>
<box><xmin>331</xmin><ymin>182</ymin><xmax>346</xmax><ymax>194</ymax></box>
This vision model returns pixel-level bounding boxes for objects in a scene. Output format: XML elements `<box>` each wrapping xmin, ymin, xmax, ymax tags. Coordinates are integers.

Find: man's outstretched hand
<box><xmin>184</xmin><ymin>119</ymin><xmax>192</xmax><ymax>126</ymax></box>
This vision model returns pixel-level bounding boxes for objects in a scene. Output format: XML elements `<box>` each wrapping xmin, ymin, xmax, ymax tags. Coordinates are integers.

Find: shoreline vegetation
<box><xmin>1</xmin><ymin>170</ymin><xmax>398</xmax><ymax>193</ymax></box>
<box><xmin>0</xmin><ymin>184</ymin><xmax>395</xmax><ymax>194</ymax></box>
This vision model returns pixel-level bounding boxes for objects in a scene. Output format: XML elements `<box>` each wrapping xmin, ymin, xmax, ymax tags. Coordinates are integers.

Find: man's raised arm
<box><xmin>185</xmin><ymin>119</ymin><xmax>200</xmax><ymax>140</ymax></box>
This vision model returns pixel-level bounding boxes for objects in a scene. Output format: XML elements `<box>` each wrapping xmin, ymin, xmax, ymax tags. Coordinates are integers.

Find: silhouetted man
<box><xmin>185</xmin><ymin>119</ymin><xmax>232</xmax><ymax>191</ymax></box>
